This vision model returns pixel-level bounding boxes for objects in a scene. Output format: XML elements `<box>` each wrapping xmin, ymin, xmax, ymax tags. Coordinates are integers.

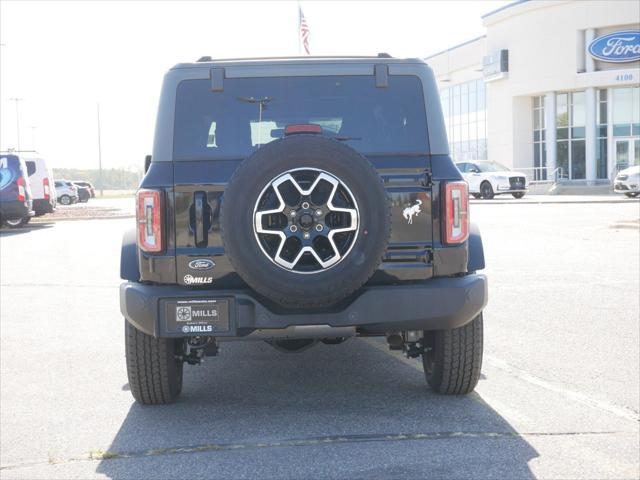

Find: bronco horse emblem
<box><xmin>402</xmin><ymin>199</ymin><xmax>422</xmax><ymax>225</ymax></box>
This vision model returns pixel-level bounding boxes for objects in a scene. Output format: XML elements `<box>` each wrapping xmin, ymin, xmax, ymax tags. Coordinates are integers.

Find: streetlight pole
<box><xmin>9</xmin><ymin>98</ymin><xmax>22</xmax><ymax>151</ymax></box>
<box><xmin>30</xmin><ymin>126</ymin><xmax>37</xmax><ymax>151</ymax></box>
<box><xmin>97</xmin><ymin>102</ymin><xmax>103</xmax><ymax>197</ymax></box>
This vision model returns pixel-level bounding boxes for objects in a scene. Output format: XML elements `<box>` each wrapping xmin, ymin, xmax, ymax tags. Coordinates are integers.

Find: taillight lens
<box><xmin>136</xmin><ymin>189</ymin><xmax>163</xmax><ymax>253</ymax></box>
<box><xmin>43</xmin><ymin>178</ymin><xmax>50</xmax><ymax>200</ymax></box>
<box><xmin>17</xmin><ymin>177</ymin><xmax>26</xmax><ymax>202</ymax></box>
<box><xmin>443</xmin><ymin>181</ymin><xmax>469</xmax><ymax>245</ymax></box>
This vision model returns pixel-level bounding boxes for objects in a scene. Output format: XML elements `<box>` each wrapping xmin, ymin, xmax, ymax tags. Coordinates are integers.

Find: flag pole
<box><xmin>297</xmin><ymin>2</ymin><xmax>301</xmax><ymax>55</ymax></box>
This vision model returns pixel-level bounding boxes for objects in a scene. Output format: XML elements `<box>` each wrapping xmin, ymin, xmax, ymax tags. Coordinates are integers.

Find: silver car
<box><xmin>614</xmin><ymin>165</ymin><xmax>640</xmax><ymax>198</ymax></box>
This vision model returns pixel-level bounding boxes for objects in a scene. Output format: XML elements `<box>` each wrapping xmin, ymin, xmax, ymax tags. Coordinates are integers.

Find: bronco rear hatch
<box><xmin>168</xmin><ymin>69</ymin><xmax>435</xmax><ymax>287</ymax></box>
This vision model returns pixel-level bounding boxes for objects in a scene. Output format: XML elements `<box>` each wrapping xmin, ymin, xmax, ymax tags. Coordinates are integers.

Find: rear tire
<box><xmin>422</xmin><ymin>313</ymin><xmax>483</xmax><ymax>395</ymax></box>
<box><xmin>59</xmin><ymin>195</ymin><xmax>71</xmax><ymax>205</ymax></box>
<box><xmin>4</xmin><ymin>216</ymin><xmax>30</xmax><ymax>228</ymax></box>
<box><xmin>512</xmin><ymin>192</ymin><xmax>525</xmax><ymax>199</ymax></box>
<box><xmin>480</xmin><ymin>182</ymin><xmax>494</xmax><ymax>200</ymax></box>
<box><xmin>624</xmin><ymin>192</ymin><xmax>638</xmax><ymax>198</ymax></box>
<box><xmin>125</xmin><ymin>321</ymin><xmax>183</xmax><ymax>404</ymax></box>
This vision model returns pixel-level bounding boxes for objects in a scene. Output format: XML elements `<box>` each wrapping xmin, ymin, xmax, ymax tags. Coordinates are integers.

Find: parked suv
<box><xmin>73</xmin><ymin>180</ymin><xmax>96</xmax><ymax>198</ymax></box>
<box><xmin>120</xmin><ymin>55</ymin><xmax>488</xmax><ymax>404</ymax></box>
<box><xmin>457</xmin><ymin>161</ymin><xmax>528</xmax><ymax>199</ymax></box>
<box><xmin>54</xmin><ymin>180</ymin><xmax>79</xmax><ymax>205</ymax></box>
<box><xmin>72</xmin><ymin>182</ymin><xmax>91</xmax><ymax>203</ymax></box>
<box><xmin>0</xmin><ymin>154</ymin><xmax>34</xmax><ymax>227</ymax></box>
<box><xmin>613</xmin><ymin>165</ymin><xmax>640</xmax><ymax>198</ymax></box>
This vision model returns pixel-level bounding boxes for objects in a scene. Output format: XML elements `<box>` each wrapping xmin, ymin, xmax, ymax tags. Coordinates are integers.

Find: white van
<box><xmin>24</xmin><ymin>157</ymin><xmax>56</xmax><ymax>216</ymax></box>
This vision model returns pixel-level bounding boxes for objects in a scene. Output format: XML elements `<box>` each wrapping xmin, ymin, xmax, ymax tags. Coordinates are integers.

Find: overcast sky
<box><xmin>0</xmin><ymin>0</ymin><xmax>508</xmax><ymax>170</ymax></box>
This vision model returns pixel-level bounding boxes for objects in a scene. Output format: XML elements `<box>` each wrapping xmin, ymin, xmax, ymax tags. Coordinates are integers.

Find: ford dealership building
<box><xmin>426</xmin><ymin>0</ymin><xmax>640</xmax><ymax>188</ymax></box>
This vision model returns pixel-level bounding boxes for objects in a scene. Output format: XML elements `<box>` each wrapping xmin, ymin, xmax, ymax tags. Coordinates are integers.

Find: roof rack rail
<box><xmin>194</xmin><ymin>54</ymin><xmax>397</xmax><ymax>63</ymax></box>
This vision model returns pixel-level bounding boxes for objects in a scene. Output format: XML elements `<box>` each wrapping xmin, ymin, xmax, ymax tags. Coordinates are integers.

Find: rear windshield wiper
<box><xmin>333</xmin><ymin>135</ymin><xmax>361</xmax><ymax>141</ymax></box>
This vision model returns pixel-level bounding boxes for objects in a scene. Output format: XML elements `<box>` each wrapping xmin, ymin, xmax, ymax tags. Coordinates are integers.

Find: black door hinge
<box><xmin>421</xmin><ymin>171</ymin><xmax>433</xmax><ymax>187</ymax></box>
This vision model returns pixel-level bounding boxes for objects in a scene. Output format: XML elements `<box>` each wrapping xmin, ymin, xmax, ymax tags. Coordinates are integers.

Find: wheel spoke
<box><xmin>254</xmin><ymin>168</ymin><xmax>359</xmax><ymax>273</ymax></box>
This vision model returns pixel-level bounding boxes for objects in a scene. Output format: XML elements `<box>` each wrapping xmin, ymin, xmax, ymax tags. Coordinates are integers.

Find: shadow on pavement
<box><xmin>0</xmin><ymin>222</ymin><xmax>55</xmax><ymax>236</ymax></box>
<box><xmin>97</xmin><ymin>339</ymin><xmax>538</xmax><ymax>479</ymax></box>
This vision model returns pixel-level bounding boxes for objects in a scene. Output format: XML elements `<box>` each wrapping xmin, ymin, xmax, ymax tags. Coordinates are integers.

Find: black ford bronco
<box><xmin>120</xmin><ymin>55</ymin><xmax>487</xmax><ymax>404</ymax></box>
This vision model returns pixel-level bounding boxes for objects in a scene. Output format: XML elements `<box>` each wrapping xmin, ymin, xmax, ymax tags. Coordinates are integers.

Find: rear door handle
<box><xmin>194</xmin><ymin>191</ymin><xmax>207</xmax><ymax>247</ymax></box>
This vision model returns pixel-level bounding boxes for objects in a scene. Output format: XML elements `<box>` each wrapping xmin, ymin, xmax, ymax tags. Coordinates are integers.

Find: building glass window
<box><xmin>440</xmin><ymin>79</ymin><xmax>487</xmax><ymax>161</ymax></box>
<box><xmin>612</xmin><ymin>86</ymin><xmax>640</xmax><ymax>137</ymax></box>
<box><xmin>556</xmin><ymin>91</ymin><xmax>586</xmax><ymax>180</ymax></box>
<box><xmin>596</xmin><ymin>89</ymin><xmax>608</xmax><ymax>179</ymax></box>
<box><xmin>532</xmin><ymin>96</ymin><xmax>546</xmax><ymax>180</ymax></box>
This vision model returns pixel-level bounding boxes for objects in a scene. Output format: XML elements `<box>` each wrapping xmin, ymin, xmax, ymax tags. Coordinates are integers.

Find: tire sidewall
<box><xmin>480</xmin><ymin>182</ymin><xmax>494</xmax><ymax>199</ymax></box>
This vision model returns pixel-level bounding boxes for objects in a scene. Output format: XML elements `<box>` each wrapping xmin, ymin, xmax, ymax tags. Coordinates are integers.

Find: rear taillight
<box><xmin>17</xmin><ymin>177</ymin><xmax>26</xmax><ymax>202</ymax></box>
<box><xmin>136</xmin><ymin>189</ymin><xmax>164</xmax><ymax>253</ymax></box>
<box><xmin>443</xmin><ymin>181</ymin><xmax>469</xmax><ymax>245</ymax></box>
<box><xmin>43</xmin><ymin>178</ymin><xmax>50</xmax><ymax>201</ymax></box>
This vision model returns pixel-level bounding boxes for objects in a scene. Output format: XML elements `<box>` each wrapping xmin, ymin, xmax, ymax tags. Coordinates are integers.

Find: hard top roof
<box><xmin>172</xmin><ymin>54</ymin><xmax>427</xmax><ymax>69</ymax></box>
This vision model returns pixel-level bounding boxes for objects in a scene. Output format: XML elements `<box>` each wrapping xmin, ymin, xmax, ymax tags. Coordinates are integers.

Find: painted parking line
<box><xmin>361</xmin><ymin>338</ymin><xmax>640</xmax><ymax>424</ymax></box>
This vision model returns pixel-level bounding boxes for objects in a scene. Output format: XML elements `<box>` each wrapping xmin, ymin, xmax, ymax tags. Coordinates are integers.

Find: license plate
<box><xmin>165</xmin><ymin>299</ymin><xmax>230</xmax><ymax>335</ymax></box>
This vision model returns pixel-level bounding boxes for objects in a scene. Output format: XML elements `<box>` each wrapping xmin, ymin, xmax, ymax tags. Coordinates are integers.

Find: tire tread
<box><xmin>125</xmin><ymin>321</ymin><xmax>182</xmax><ymax>404</ymax></box>
<box><xmin>424</xmin><ymin>313</ymin><xmax>483</xmax><ymax>395</ymax></box>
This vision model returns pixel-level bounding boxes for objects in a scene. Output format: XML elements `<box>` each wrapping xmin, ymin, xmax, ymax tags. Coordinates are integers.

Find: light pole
<box><xmin>97</xmin><ymin>102</ymin><xmax>103</xmax><ymax>197</ymax></box>
<box><xmin>30</xmin><ymin>126</ymin><xmax>37</xmax><ymax>151</ymax></box>
<box><xmin>9</xmin><ymin>98</ymin><xmax>22</xmax><ymax>151</ymax></box>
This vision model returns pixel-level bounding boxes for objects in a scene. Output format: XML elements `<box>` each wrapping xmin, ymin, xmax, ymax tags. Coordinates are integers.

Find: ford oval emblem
<box><xmin>588</xmin><ymin>30</ymin><xmax>640</xmax><ymax>63</ymax></box>
<box><xmin>188</xmin><ymin>259</ymin><xmax>215</xmax><ymax>271</ymax></box>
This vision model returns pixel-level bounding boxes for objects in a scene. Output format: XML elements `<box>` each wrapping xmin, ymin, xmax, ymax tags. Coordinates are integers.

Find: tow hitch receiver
<box><xmin>177</xmin><ymin>336</ymin><xmax>218</xmax><ymax>365</ymax></box>
<box><xmin>402</xmin><ymin>330</ymin><xmax>428</xmax><ymax>359</ymax></box>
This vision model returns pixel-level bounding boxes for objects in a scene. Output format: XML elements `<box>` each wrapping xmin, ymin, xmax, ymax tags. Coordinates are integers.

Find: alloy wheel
<box><xmin>253</xmin><ymin>168</ymin><xmax>359</xmax><ymax>274</ymax></box>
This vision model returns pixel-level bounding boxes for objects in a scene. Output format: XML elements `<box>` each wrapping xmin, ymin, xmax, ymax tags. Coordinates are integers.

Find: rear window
<box><xmin>173</xmin><ymin>75</ymin><xmax>428</xmax><ymax>160</ymax></box>
<box><xmin>26</xmin><ymin>161</ymin><xmax>36</xmax><ymax>176</ymax></box>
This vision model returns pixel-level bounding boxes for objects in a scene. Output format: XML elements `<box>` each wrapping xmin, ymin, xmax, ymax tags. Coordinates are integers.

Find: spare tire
<box><xmin>221</xmin><ymin>135</ymin><xmax>390</xmax><ymax>309</ymax></box>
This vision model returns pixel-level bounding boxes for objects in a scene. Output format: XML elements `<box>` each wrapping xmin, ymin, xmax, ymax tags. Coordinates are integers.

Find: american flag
<box><xmin>299</xmin><ymin>5</ymin><xmax>310</xmax><ymax>55</ymax></box>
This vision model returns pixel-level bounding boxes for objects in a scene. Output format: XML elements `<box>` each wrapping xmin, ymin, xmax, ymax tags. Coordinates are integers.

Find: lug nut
<box><xmin>315</xmin><ymin>224</ymin><xmax>323</xmax><ymax>232</ymax></box>
<box><xmin>301</xmin><ymin>202</ymin><xmax>310</xmax><ymax>209</ymax></box>
<box><xmin>303</xmin><ymin>232</ymin><xmax>310</xmax><ymax>239</ymax></box>
<box><xmin>290</xmin><ymin>225</ymin><xmax>298</xmax><ymax>233</ymax></box>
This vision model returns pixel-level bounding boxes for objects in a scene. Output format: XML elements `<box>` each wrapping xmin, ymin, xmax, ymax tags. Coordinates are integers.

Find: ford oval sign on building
<box><xmin>588</xmin><ymin>30</ymin><xmax>640</xmax><ymax>63</ymax></box>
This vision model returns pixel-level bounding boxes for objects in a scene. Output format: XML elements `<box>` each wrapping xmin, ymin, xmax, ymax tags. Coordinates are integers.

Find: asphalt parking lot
<box><xmin>1</xmin><ymin>201</ymin><xmax>639</xmax><ymax>479</ymax></box>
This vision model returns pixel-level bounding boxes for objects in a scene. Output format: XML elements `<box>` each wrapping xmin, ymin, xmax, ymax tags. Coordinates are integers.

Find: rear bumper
<box><xmin>120</xmin><ymin>275</ymin><xmax>488</xmax><ymax>338</ymax></box>
<box><xmin>33</xmin><ymin>199</ymin><xmax>55</xmax><ymax>215</ymax></box>
<box><xmin>0</xmin><ymin>201</ymin><xmax>33</xmax><ymax>221</ymax></box>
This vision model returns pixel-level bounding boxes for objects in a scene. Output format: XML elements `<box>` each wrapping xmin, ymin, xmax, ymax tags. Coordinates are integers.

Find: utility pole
<box><xmin>97</xmin><ymin>102</ymin><xmax>103</xmax><ymax>197</ymax></box>
<box><xmin>9</xmin><ymin>98</ymin><xmax>22</xmax><ymax>151</ymax></box>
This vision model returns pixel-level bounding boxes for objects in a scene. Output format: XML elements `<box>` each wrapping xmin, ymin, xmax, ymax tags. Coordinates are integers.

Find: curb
<box><xmin>470</xmin><ymin>199</ymin><xmax>639</xmax><ymax>205</ymax></box>
<box><xmin>31</xmin><ymin>215</ymin><xmax>135</xmax><ymax>223</ymax></box>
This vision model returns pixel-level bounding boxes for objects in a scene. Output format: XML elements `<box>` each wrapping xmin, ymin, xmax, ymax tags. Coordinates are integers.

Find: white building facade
<box><xmin>426</xmin><ymin>0</ymin><xmax>640</xmax><ymax>185</ymax></box>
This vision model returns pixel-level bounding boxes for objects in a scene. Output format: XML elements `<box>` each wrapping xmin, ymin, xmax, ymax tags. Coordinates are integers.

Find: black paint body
<box><xmin>136</xmin><ymin>153</ymin><xmax>468</xmax><ymax>287</ymax></box>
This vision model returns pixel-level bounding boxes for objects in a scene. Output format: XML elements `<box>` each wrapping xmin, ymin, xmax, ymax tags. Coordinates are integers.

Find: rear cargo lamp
<box><xmin>43</xmin><ymin>178</ymin><xmax>50</xmax><ymax>201</ymax></box>
<box><xmin>284</xmin><ymin>124</ymin><xmax>322</xmax><ymax>136</ymax></box>
<box><xmin>16</xmin><ymin>177</ymin><xmax>26</xmax><ymax>202</ymax></box>
<box><xmin>136</xmin><ymin>189</ymin><xmax>163</xmax><ymax>253</ymax></box>
<box><xmin>443</xmin><ymin>181</ymin><xmax>469</xmax><ymax>245</ymax></box>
